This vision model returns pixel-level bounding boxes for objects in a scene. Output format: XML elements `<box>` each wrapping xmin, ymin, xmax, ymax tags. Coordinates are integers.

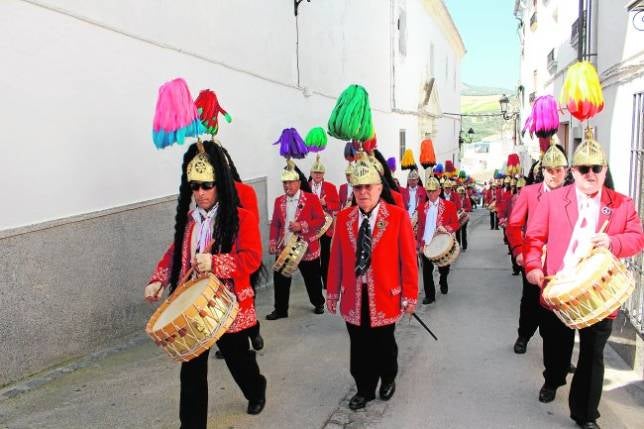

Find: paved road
<box><xmin>1</xmin><ymin>211</ymin><xmax>642</xmax><ymax>428</ymax></box>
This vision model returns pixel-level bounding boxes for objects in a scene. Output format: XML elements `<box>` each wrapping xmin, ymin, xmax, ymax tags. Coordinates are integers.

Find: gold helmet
<box><xmin>443</xmin><ymin>179</ymin><xmax>454</xmax><ymax>188</ymax></box>
<box><xmin>350</xmin><ymin>151</ymin><xmax>382</xmax><ymax>186</ymax></box>
<box><xmin>187</xmin><ymin>143</ymin><xmax>216</xmax><ymax>182</ymax></box>
<box><xmin>572</xmin><ymin>128</ymin><xmax>607</xmax><ymax>166</ymax></box>
<box><xmin>517</xmin><ymin>177</ymin><xmax>526</xmax><ymax>188</ymax></box>
<box><xmin>541</xmin><ymin>136</ymin><xmax>568</xmax><ymax>168</ymax></box>
<box><xmin>408</xmin><ymin>169</ymin><xmax>420</xmax><ymax>180</ymax></box>
<box><xmin>310</xmin><ymin>154</ymin><xmax>326</xmax><ymax>173</ymax></box>
<box><xmin>281</xmin><ymin>159</ymin><xmax>300</xmax><ymax>182</ymax></box>
<box><xmin>456</xmin><ymin>186</ymin><xmax>466</xmax><ymax>194</ymax></box>
<box><xmin>344</xmin><ymin>162</ymin><xmax>353</xmax><ymax>176</ymax></box>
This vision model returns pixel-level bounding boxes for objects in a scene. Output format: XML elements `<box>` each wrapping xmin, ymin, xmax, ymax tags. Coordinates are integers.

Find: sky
<box><xmin>444</xmin><ymin>0</ymin><xmax>520</xmax><ymax>90</ymax></box>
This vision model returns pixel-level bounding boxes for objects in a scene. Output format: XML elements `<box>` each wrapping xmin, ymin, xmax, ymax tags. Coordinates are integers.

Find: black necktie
<box><xmin>355</xmin><ymin>213</ymin><xmax>372</xmax><ymax>276</ymax></box>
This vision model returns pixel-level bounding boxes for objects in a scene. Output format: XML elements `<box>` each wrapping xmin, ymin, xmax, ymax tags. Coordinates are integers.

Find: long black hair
<box><xmin>293</xmin><ymin>163</ymin><xmax>312</xmax><ymax>193</ymax></box>
<box><xmin>168</xmin><ymin>141</ymin><xmax>240</xmax><ymax>293</ymax></box>
<box><xmin>220</xmin><ymin>146</ymin><xmax>242</xmax><ymax>183</ymax></box>
<box><xmin>372</xmin><ymin>149</ymin><xmax>400</xmax><ymax>192</ymax></box>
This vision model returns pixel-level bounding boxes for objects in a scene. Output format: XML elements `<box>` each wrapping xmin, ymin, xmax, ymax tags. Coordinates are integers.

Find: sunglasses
<box><xmin>576</xmin><ymin>165</ymin><xmax>603</xmax><ymax>174</ymax></box>
<box><xmin>189</xmin><ymin>181</ymin><xmax>216</xmax><ymax>191</ymax></box>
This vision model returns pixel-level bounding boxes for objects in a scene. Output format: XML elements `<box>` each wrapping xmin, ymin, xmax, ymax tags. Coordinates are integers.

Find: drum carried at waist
<box><xmin>543</xmin><ymin>247</ymin><xmax>635</xmax><ymax>329</ymax></box>
<box><xmin>272</xmin><ymin>234</ymin><xmax>309</xmax><ymax>277</ymax></box>
<box><xmin>146</xmin><ymin>274</ymin><xmax>239</xmax><ymax>362</ymax></box>
<box><xmin>457</xmin><ymin>209</ymin><xmax>469</xmax><ymax>227</ymax></box>
<box><xmin>313</xmin><ymin>213</ymin><xmax>334</xmax><ymax>240</ymax></box>
<box><xmin>487</xmin><ymin>201</ymin><xmax>496</xmax><ymax>213</ymax></box>
<box><xmin>423</xmin><ymin>233</ymin><xmax>460</xmax><ymax>267</ymax></box>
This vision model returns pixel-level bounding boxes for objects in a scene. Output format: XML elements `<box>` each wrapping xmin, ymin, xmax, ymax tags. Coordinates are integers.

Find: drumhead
<box><xmin>545</xmin><ymin>252</ymin><xmax>611</xmax><ymax>298</ymax></box>
<box><xmin>425</xmin><ymin>234</ymin><xmax>452</xmax><ymax>258</ymax></box>
<box><xmin>153</xmin><ymin>278</ymin><xmax>210</xmax><ymax>330</ymax></box>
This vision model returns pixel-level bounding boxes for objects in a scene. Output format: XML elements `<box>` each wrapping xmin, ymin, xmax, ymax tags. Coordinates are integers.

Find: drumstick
<box><xmin>599</xmin><ymin>220</ymin><xmax>609</xmax><ymax>234</ymax></box>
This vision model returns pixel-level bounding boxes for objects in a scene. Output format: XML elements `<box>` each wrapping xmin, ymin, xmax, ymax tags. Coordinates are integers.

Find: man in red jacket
<box><xmin>309</xmin><ymin>155</ymin><xmax>340</xmax><ymax>289</ymax></box>
<box><xmin>416</xmin><ymin>175</ymin><xmax>460</xmax><ymax>304</ymax></box>
<box><xmin>145</xmin><ymin>141</ymin><xmax>266</xmax><ymax>423</ymax></box>
<box><xmin>455</xmin><ymin>185</ymin><xmax>472</xmax><ymax>250</ymax></box>
<box><xmin>524</xmin><ymin>138</ymin><xmax>644</xmax><ymax>429</ymax></box>
<box><xmin>338</xmin><ymin>163</ymin><xmax>354</xmax><ymax>209</ymax></box>
<box><xmin>327</xmin><ymin>151</ymin><xmax>418</xmax><ymax>411</ymax></box>
<box><xmin>267</xmin><ymin>160</ymin><xmax>326</xmax><ymax>320</ymax></box>
<box><xmin>507</xmin><ymin>144</ymin><xmax>569</xmax><ymax>356</ymax></box>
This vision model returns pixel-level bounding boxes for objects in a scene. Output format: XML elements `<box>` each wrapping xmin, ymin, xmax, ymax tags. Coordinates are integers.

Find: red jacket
<box><xmin>415</xmin><ymin>198</ymin><xmax>460</xmax><ymax>248</ymax></box>
<box><xmin>401</xmin><ymin>186</ymin><xmax>428</xmax><ymax>212</ymax></box>
<box><xmin>235</xmin><ymin>182</ymin><xmax>260</xmax><ymax>222</ymax></box>
<box><xmin>338</xmin><ymin>182</ymin><xmax>353</xmax><ymax>209</ymax></box>
<box><xmin>495</xmin><ymin>188</ymin><xmax>512</xmax><ymax>221</ymax></box>
<box><xmin>483</xmin><ymin>188</ymin><xmax>493</xmax><ymax>206</ymax></box>
<box><xmin>391</xmin><ymin>190</ymin><xmax>405</xmax><ymax>209</ymax></box>
<box><xmin>441</xmin><ymin>191</ymin><xmax>461</xmax><ymax>210</ymax></box>
<box><xmin>327</xmin><ymin>202</ymin><xmax>419</xmax><ymax>327</ymax></box>
<box><xmin>149</xmin><ymin>207</ymin><xmax>262</xmax><ymax>332</ymax></box>
<box><xmin>524</xmin><ymin>185</ymin><xmax>644</xmax><ymax>315</ymax></box>
<box><xmin>460</xmin><ymin>193</ymin><xmax>473</xmax><ymax>212</ymax></box>
<box><xmin>309</xmin><ymin>180</ymin><xmax>340</xmax><ymax>237</ymax></box>
<box><xmin>269</xmin><ymin>191</ymin><xmax>325</xmax><ymax>261</ymax></box>
<box><xmin>507</xmin><ymin>183</ymin><xmax>546</xmax><ymax>257</ymax></box>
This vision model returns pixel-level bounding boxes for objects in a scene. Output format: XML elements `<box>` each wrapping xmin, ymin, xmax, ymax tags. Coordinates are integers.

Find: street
<box><xmin>1</xmin><ymin>211</ymin><xmax>642</xmax><ymax>429</ymax></box>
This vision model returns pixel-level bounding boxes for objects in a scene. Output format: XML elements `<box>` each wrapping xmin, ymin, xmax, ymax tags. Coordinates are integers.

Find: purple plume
<box><xmin>523</xmin><ymin>95</ymin><xmax>559</xmax><ymax>138</ymax></box>
<box><xmin>387</xmin><ymin>157</ymin><xmax>396</xmax><ymax>172</ymax></box>
<box><xmin>344</xmin><ymin>142</ymin><xmax>356</xmax><ymax>161</ymax></box>
<box><xmin>273</xmin><ymin>128</ymin><xmax>308</xmax><ymax>159</ymax></box>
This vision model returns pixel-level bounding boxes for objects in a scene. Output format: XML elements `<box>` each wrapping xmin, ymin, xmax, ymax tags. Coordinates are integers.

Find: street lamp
<box><xmin>499</xmin><ymin>94</ymin><xmax>518</xmax><ymax>121</ymax></box>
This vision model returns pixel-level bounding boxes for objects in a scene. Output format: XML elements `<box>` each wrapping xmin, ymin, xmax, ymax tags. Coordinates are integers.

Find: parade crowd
<box><xmin>143</xmin><ymin>80</ymin><xmax>643</xmax><ymax>429</ymax></box>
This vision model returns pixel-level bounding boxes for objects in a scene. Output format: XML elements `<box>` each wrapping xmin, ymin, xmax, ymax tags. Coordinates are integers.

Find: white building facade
<box><xmin>0</xmin><ymin>0</ymin><xmax>464</xmax><ymax>385</ymax></box>
<box><xmin>514</xmin><ymin>0</ymin><xmax>644</xmax><ymax>372</ymax></box>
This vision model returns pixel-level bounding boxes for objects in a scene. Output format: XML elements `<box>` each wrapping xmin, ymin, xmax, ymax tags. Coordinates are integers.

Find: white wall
<box><xmin>0</xmin><ymin>0</ymin><xmax>463</xmax><ymax>230</ymax></box>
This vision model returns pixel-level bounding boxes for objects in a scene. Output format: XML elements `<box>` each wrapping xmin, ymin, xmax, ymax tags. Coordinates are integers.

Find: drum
<box><xmin>543</xmin><ymin>247</ymin><xmax>635</xmax><ymax>329</ymax></box>
<box><xmin>146</xmin><ymin>274</ymin><xmax>239</xmax><ymax>362</ymax></box>
<box><xmin>423</xmin><ymin>233</ymin><xmax>460</xmax><ymax>267</ymax></box>
<box><xmin>457</xmin><ymin>209</ymin><xmax>469</xmax><ymax>227</ymax></box>
<box><xmin>273</xmin><ymin>234</ymin><xmax>309</xmax><ymax>277</ymax></box>
<box><xmin>487</xmin><ymin>201</ymin><xmax>496</xmax><ymax>213</ymax></box>
<box><xmin>313</xmin><ymin>213</ymin><xmax>334</xmax><ymax>240</ymax></box>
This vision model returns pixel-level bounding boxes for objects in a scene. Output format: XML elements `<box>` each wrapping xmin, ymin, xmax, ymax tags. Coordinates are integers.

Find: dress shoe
<box><xmin>247</xmin><ymin>397</ymin><xmax>265</xmax><ymax>415</ymax></box>
<box><xmin>513</xmin><ymin>337</ymin><xmax>528</xmax><ymax>354</ymax></box>
<box><xmin>538</xmin><ymin>384</ymin><xmax>557</xmax><ymax>403</ymax></box>
<box><xmin>422</xmin><ymin>297</ymin><xmax>435</xmax><ymax>304</ymax></box>
<box><xmin>251</xmin><ymin>334</ymin><xmax>264</xmax><ymax>351</ymax></box>
<box><xmin>575</xmin><ymin>421</ymin><xmax>600</xmax><ymax>429</ymax></box>
<box><xmin>379</xmin><ymin>381</ymin><xmax>395</xmax><ymax>401</ymax></box>
<box><xmin>247</xmin><ymin>375</ymin><xmax>267</xmax><ymax>415</ymax></box>
<box><xmin>348</xmin><ymin>394</ymin><xmax>373</xmax><ymax>411</ymax></box>
<box><xmin>214</xmin><ymin>350</ymin><xmax>224</xmax><ymax>359</ymax></box>
<box><xmin>266</xmin><ymin>311</ymin><xmax>288</xmax><ymax>320</ymax></box>
<box><xmin>512</xmin><ymin>270</ymin><xmax>520</xmax><ymax>276</ymax></box>
<box><xmin>313</xmin><ymin>305</ymin><xmax>325</xmax><ymax>314</ymax></box>
<box><xmin>440</xmin><ymin>285</ymin><xmax>448</xmax><ymax>295</ymax></box>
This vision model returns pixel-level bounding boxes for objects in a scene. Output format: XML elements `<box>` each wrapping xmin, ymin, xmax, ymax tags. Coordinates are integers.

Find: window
<box><xmin>547</xmin><ymin>49</ymin><xmax>557</xmax><ymax>74</ymax></box>
<box><xmin>626</xmin><ymin>92</ymin><xmax>644</xmax><ymax>334</ymax></box>
<box><xmin>399</xmin><ymin>129</ymin><xmax>407</xmax><ymax>160</ymax></box>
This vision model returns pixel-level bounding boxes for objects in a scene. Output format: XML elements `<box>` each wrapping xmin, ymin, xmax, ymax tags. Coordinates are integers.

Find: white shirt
<box><xmin>562</xmin><ymin>188</ymin><xmax>601</xmax><ymax>272</ymax></box>
<box><xmin>444</xmin><ymin>191</ymin><xmax>452</xmax><ymax>201</ymax></box>
<box><xmin>285</xmin><ymin>190</ymin><xmax>301</xmax><ymax>243</ymax></box>
<box><xmin>422</xmin><ymin>199</ymin><xmax>440</xmax><ymax>244</ymax></box>
<box><xmin>407</xmin><ymin>186</ymin><xmax>418</xmax><ymax>217</ymax></box>
<box><xmin>191</xmin><ymin>204</ymin><xmax>219</xmax><ymax>256</ymax></box>
<box><xmin>312</xmin><ymin>181</ymin><xmax>323</xmax><ymax>198</ymax></box>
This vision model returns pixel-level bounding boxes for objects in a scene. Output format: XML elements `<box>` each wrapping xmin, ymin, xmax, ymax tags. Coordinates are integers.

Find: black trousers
<box><xmin>569</xmin><ymin>318</ymin><xmax>613</xmax><ymax>423</ymax></box>
<box><xmin>517</xmin><ymin>270</ymin><xmax>540</xmax><ymax>341</ymax></box>
<box><xmin>273</xmin><ymin>258</ymin><xmax>325</xmax><ymax>314</ymax></box>
<box><xmin>455</xmin><ymin>221</ymin><xmax>468</xmax><ymax>250</ymax></box>
<box><xmin>421</xmin><ymin>255</ymin><xmax>450</xmax><ymax>300</ymax></box>
<box><xmin>346</xmin><ymin>289</ymin><xmax>397</xmax><ymax>398</ymax></box>
<box><xmin>320</xmin><ymin>234</ymin><xmax>332</xmax><ymax>289</ymax></box>
<box><xmin>539</xmin><ymin>307</ymin><xmax>574</xmax><ymax>389</ymax></box>
<box><xmin>489</xmin><ymin>212</ymin><xmax>498</xmax><ymax>229</ymax></box>
<box><xmin>179</xmin><ymin>327</ymin><xmax>266</xmax><ymax>429</ymax></box>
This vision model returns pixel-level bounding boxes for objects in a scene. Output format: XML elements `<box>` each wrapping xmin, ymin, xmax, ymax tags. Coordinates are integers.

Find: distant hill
<box><xmin>461</xmin><ymin>83</ymin><xmax>514</xmax><ymax>97</ymax></box>
<box><xmin>460</xmin><ymin>84</ymin><xmax>518</xmax><ymax>142</ymax></box>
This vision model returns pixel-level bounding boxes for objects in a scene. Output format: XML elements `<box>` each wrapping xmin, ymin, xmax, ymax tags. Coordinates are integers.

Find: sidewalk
<box><xmin>1</xmin><ymin>210</ymin><xmax>642</xmax><ymax>428</ymax></box>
